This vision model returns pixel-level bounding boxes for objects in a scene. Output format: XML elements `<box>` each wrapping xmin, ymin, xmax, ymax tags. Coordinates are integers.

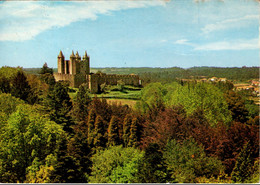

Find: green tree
<box><xmin>89</xmin><ymin>145</ymin><xmax>144</xmax><ymax>183</ymax></box>
<box><xmin>93</xmin><ymin>115</ymin><xmax>106</xmax><ymax>151</ymax></box>
<box><xmin>225</xmin><ymin>90</ymin><xmax>249</xmax><ymax>123</ymax></box>
<box><xmin>39</xmin><ymin>73</ymin><xmax>56</xmax><ymax>87</ymax></box>
<box><xmin>107</xmin><ymin>116</ymin><xmax>120</xmax><ymax>147</ymax></box>
<box><xmin>0</xmin><ymin>66</ymin><xmax>21</xmax><ymax>80</ymax></box>
<box><xmin>0</xmin><ymin>76</ymin><xmax>11</xmax><ymax>93</ymax></box>
<box><xmin>11</xmin><ymin>71</ymin><xmax>36</xmax><ymax>104</ymax></box>
<box><xmin>163</xmin><ymin>139</ymin><xmax>224</xmax><ymax>183</ymax></box>
<box><xmin>71</xmin><ymin>83</ymin><xmax>92</xmax><ymax>124</ymax></box>
<box><xmin>87</xmin><ymin>109</ymin><xmax>96</xmax><ymax>147</ymax></box>
<box><xmin>137</xmin><ymin>82</ymin><xmax>168</xmax><ymax>113</ymax></box>
<box><xmin>168</xmin><ymin>82</ymin><xmax>232</xmax><ymax>126</ymax></box>
<box><xmin>44</xmin><ymin>82</ymin><xmax>73</xmax><ymax>133</ymax></box>
<box><xmin>39</xmin><ymin>62</ymin><xmax>53</xmax><ymax>75</ymax></box>
<box><xmin>47</xmin><ymin>138</ymin><xmax>82</xmax><ymax>183</ymax></box>
<box><xmin>231</xmin><ymin>142</ymin><xmax>254</xmax><ymax>183</ymax></box>
<box><xmin>123</xmin><ymin>114</ymin><xmax>132</xmax><ymax>147</ymax></box>
<box><xmin>137</xmin><ymin>143</ymin><xmax>168</xmax><ymax>183</ymax></box>
<box><xmin>128</xmin><ymin>117</ymin><xmax>138</xmax><ymax>147</ymax></box>
<box><xmin>0</xmin><ymin>104</ymin><xmax>65</xmax><ymax>183</ymax></box>
<box><xmin>0</xmin><ymin>94</ymin><xmax>24</xmax><ymax>135</ymax></box>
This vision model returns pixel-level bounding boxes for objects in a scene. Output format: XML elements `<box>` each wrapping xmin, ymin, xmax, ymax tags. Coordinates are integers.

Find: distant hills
<box><xmin>23</xmin><ymin>66</ymin><xmax>259</xmax><ymax>85</ymax></box>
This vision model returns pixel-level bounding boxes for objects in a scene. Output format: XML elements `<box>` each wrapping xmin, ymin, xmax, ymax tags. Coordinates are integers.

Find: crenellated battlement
<box><xmin>54</xmin><ymin>50</ymin><xmax>140</xmax><ymax>93</ymax></box>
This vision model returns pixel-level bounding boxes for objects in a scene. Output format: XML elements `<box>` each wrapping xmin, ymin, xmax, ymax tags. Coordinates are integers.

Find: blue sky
<box><xmin>0</xmin><ymin>0</ymin><xmax>259</xmax><ymax>68</ymax></box>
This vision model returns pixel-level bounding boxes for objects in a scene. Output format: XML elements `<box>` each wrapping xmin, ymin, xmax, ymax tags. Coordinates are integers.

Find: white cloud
<box><xmin>194</xmin><ymin>38</ymin><xmax>259</xmax><ymax>51</ymax></box>
<box><xmin>0</xmin><ymin>1</ymin><xmax>165</xmax><ymax>41</ymax></box>
<box><xmin>202</xmin><ymin>15</ymin><xmax>259</xmax><ymax>34</ymax></box>
<box><xmin>175</xmin><ymin>39</ymin><xmax>189</xmax><ymax>44</ymax></box>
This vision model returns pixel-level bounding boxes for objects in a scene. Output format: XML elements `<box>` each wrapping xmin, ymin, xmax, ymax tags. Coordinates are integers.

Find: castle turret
<box><xmin>82</xmin><ymin>50</ymin><xmax>90</xmax><ymax>74</ymax></box>
<box><xmin>75</xmin><ymin>51</ymin><xmax>81</xmax><ymax>60</ymax></box>
<box><xmin>83</xmin><ymin>51</ymin><xmax>88</xmax><ymax>60</ymax></box>
<box><xmin>58</xmin><ymin>50</ymin><xmax>65</xmax><ymax>74</ymax></box>
<box><xmin>70</xmin><ymin>50</ymin><xmax>75</xmax><ymax>58</ymax></box>
<box><xmin>69</xmin><ymin>50</ymin><xmax>76</xmax><ymax>75</ymax></box>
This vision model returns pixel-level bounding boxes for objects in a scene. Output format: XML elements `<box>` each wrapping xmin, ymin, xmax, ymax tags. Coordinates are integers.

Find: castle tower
<box><xmin>58</xmin><ymin>50</ymin><xmax>65</xmax><ymax>74</ymax></box>
<box><xmin>75</xmin><ymin>51</ymin><xmax>81</xmax><ymax>60</ymax></box>
<box><xmin>82</xmin><ymin>51</ymin><xmax>90</xmax><ymax>74</ymax></box>
<box><xmin>69</xmin><ymin>50</ymin><xmax>76</xmax><ymax>75</ymax></box>
<box><xmin>75</xmin><ymin>51</ymin><xmax>81</xmax><ymax>74</ymax></box>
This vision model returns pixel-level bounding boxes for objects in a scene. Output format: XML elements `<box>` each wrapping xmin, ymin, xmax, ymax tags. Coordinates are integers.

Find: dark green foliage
<box><xmin>123</xmin><ymin>114</ymin><xmax>132</xmax><ymax>147</ymax></box>
<box><xmin>0</xmin><ymin>76</ymin><xmax>11</xmax><ymax>93</ymax></box>
<box><xmin>44</xmin><ymin>82</ymin><xmax>73</xmax><ymax>133</ymax></box>
<box><xmin>245</xmin><ymin>99</ymin><xmax>259</xmax><ymax>120</ymax></box>
<box><xmin>163</xmin><ymin>139</ymin><xmax>224</xmax><ymax>183</ymax></box>
<box><xmin>87</xmin><ymin>109</ymin><xmax>96</xmax><ymax>147</ymax></box>
<box><xmin>68</xmin><ymin>108</ymin><xmax>92</xmax><ymax>182</ymax></box>
<box><xmin>47</xmin><ymin>138</ymin><xmax>82</xmax><ymax>183</ymax></box>
<box><xmin>90</xmin><ymin>145</ymin><xmax>144</xmax><ymax>183</ymax></box>
<box><xmin>71</xmin><ymin>83</ymin><xmax>92</xmax><ymax>123</ymax></box>
<box><xmin>11</xmin><ymin>71</ymin><xmax>37</xmax><ymax>104</ymax></box>
<box><xmin>39</xmin><ymin>63</ymin><xmax>53</xmax><ymax>75</ymax></box>
<box><xmin>90</xmin><ymin>97</ymin><xmax>112</xmax><ymax>124</ymax></box>
<box><xmin>137</xmin><ymin>143</ymin><xmax>168</xmax><ymax>183</ymax></box>
<box><xmin>107</xmin><ymin>116</ymin><xmax>120</xmax><ymax>147</ymax></box>
<box><xmin>39</xmin><ymin>73</ymin><xmax>56</xmax><ymax>87</ymax></box>
<box><xmin>128</xmin><ymin>117</ymin><xmax>138</xmax><ymax>147</ymax></box>
<box><xmin>225</xmin><ymin>90</ymin><xmax>249</xmax><ymax>123</ymax></box>
<box><xmin>67</xmin><ymin>135</ymin><xmax>91</xmax><ymax>182</ymax></box>
<box><xmin>231</xmin><ymin>142</ymin><xmax>254</xmax><ymax>183</ymax></box>
<box><xmin>93</xmin><ymin>115</ymin><xmax>106</xmax><ymax>151</ymax></box>
<box><xmin>213</xmin><ymin>81</ymin><xmax>234</xmax><ymax>92</ymax></box>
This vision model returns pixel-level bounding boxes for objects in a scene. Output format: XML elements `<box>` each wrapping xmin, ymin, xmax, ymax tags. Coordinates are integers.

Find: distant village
<box><xmin>178</xmin><ymin>76</ymin><xmax>260</xmax><ymax>104</ymax></box>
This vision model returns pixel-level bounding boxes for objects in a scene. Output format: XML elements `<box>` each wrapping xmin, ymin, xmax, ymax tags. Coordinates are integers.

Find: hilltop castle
<box><xmin>54</xmin><ymin>50</ymin><xmax>140</xmax><ymax>93</ymax></box>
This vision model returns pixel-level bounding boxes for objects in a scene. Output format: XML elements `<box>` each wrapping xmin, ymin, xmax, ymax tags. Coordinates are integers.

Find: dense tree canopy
<box><xmin>0</xmin><ymin>66</ymin><xmax>258</xmax><ymax>183</ymax></box>
<box><xmin>0</xmin><ymin>104</ymin><xmax>65</xmax><ymax>183</ymax></box>
<box><xmin>89</xmin><ymin>146</ymin><xmax>144</xmax><ymax>183</ymax></box>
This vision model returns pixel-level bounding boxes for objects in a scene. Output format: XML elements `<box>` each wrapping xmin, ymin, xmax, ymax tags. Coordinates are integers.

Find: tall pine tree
<box><xmin>44</xmin><ymin>82</ymin><xmax>73</xmax><ymax>133</ymax></box>
<box><xmin>128</xmin><ymin>117</ymin><xmax>138</xmax><ymax>147</ymax></box>
<box><xmin>107</xmin><ymin>116</ymin><xmax>120</xmax><ymax>147</ymax></box>
<box><xmin>123</xmin><ymin>114</ymin><xmax>132</xmax><ymax>147</ymax></box>
<box><xmin>231</xmin><ymin>142</ymin><xmax>254</xmax><ymax>183</ymax></box>
<box><xmin>93</xmin><ymin>115</ymin><xmax>106</xmax><ymax>151</ymax></box>
<box><xmin>71</xmin><ymin>84</ymin><xmax>92</xmax><ymax>124</ymax></box>
<box><xmin>11</xmin><ymin>71</ymin><xmax>36</xmax><ymax>104</ymax></box>
<box><xmin>87</xmin><ymin>109</ymin><xmax>96</xmax><ymax>147</ymax></box>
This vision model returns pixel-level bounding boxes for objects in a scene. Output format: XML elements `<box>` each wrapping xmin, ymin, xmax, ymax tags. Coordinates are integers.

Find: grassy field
<box><xmin>68</xmin><ymin>85</ymin><xmax>141</xmax><ymax>104</ymax></box>
<box><xmin>106</xmin><ymin>98</ymin><xmax>138</xmax><ymax>108</ymax></box>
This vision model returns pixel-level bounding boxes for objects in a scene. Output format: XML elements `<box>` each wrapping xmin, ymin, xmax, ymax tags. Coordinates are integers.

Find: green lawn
<box><xmin>68</xmin><ymin>85</ymin><xmax>142</xmax><ymax>101</ymax></box>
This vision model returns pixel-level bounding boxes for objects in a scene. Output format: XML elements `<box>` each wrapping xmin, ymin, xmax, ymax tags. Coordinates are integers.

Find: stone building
<box><xmin>54</xmin><ymin>50</ymin><xmax>140</xmax><ymax>93</ymax></box>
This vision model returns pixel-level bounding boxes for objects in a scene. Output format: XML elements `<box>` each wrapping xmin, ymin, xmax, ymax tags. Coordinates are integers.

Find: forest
<box><xmin>0</xmin><ymin>64</ymin><xmax>259</xmax><ymax>183</ymax></box>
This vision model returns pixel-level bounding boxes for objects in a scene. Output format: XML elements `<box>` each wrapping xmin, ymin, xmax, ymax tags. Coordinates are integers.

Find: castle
<box><xmin>54</xmin><ymin>50</ymin><xmax>140</xmax><ymax>93</ymax></box>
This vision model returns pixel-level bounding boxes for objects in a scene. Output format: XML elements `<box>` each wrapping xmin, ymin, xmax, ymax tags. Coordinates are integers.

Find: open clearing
<box><xmin>106</xmin><ymin>98</ymin><xmax>138</xmax><ymax>108</ymax></box>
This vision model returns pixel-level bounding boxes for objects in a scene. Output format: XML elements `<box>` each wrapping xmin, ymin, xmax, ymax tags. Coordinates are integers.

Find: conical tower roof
<box><xmin>58</xmin><ymin>50</ymin><xmax>64</xmax><ymax>58</ymax></box>
<box><xmin>70</xmin><ymin>50</ymin><xmax>75</xmax><ymax>57</ymax></box>
<box><xmin>83</xmin><ymin>50</ymin><xmax>88</xmax><ymax>59</ymax></box>
<box><xmin>75</xmin><ymin>51</ymin><xmax>80</xmax><ymax>58</ymax></box>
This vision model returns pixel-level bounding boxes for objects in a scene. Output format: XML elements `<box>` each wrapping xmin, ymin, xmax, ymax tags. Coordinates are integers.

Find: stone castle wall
<box><xmin>53</xmin><ymin>73</ymin><xmax>86</xmax><ymax>88</ymax></box>
<box><xmin>88</xmin><ymin>74</ymin><xmax>139</xmax><ymax>93</ymax></box>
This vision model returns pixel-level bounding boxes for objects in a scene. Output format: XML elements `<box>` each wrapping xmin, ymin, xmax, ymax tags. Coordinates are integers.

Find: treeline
<box><xmin>91</xmin><ymin>66</ymin><xmax>259</xmax><ymax>85</ymax></box>
<box><xmin>0</xmin><ymin>65</ymin><xmax>259</xmax><ymax>183</ymax></box>
<box><xmin>24</xmin><ymin>66</ymin><xmax>259</xmax><ymax>86</ymax></box>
